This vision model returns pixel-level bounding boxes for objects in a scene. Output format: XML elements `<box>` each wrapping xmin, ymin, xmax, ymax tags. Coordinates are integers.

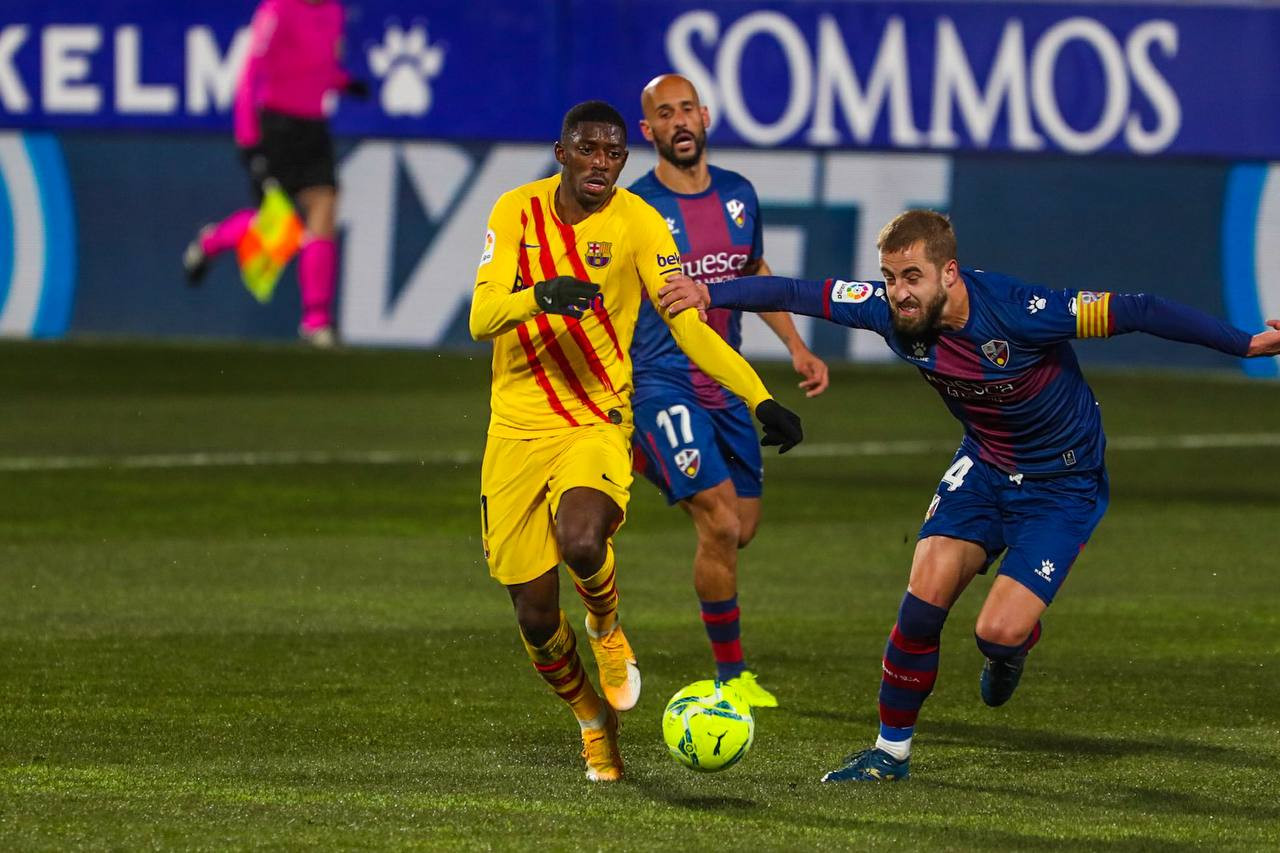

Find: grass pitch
<box><xmin>0</xmin><ymin>340</ymin><xmax>1277</xmax><ymax>850</ymax></box>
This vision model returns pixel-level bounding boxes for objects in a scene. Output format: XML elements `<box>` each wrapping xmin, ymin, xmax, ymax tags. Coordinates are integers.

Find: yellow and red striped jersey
<box><xmin>470</xmin><ymin>175</ymin><xmax>772</xmax><ymax>438</ymax></box>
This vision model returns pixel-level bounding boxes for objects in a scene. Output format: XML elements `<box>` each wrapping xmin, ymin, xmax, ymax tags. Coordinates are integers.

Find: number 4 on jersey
<box><xmin>941</xmin><ymin>455</ymin><xmax>973</xmax><ymax>492</ymax></box>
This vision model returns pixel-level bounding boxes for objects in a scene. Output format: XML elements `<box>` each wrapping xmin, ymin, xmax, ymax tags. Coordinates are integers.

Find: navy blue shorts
<box><xmin>632</xmin><ymin>390</ymin><xmax>763</xmax><ymax>505</ymax></box>
<box><xmin>919</xmin><ymin>450</ymin><xmax>1110</xmax><ymax>605</ymax></box>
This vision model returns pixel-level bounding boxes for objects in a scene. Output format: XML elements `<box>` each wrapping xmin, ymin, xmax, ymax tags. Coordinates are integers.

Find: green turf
<box><xmin>1</xmin><ymin>340</ymin><xmax>1277</xmax><ymax>850</ymax></box>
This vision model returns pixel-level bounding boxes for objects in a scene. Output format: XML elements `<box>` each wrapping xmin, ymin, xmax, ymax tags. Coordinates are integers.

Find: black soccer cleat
<box><xmin>980</xmin><ymin>654</ymin><xmax>1027</xmax><ymax>707</ymax></box>
<box><xmin>183</xmin><ymin>232</ymin><xmax>211</xmax><ymax>286</ymax></box>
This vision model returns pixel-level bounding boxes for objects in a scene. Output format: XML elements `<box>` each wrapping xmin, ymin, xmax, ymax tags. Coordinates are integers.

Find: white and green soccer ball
<box><xmin>662</xmin><ymin>679</ymin><xmax>755</xmax><ymax>772</ymax></box>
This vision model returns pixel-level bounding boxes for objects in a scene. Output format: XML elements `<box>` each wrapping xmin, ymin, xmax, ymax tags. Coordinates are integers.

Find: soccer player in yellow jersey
<box><xmin>469</xmin><ymin>100</ymin><xmax>803</xmax><ymax>782</ymax></box>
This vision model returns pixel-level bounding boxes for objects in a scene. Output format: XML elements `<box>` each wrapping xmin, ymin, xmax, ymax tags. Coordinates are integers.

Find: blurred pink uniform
<box><xmin>199</xmin><ymin>0</ymin><xmax>350</xmax><ymax>337</ymax></box>
<box><xmin>233</xmin><ymin>0</ymin><xmax>351</xmax><ymax>148</ymax></box>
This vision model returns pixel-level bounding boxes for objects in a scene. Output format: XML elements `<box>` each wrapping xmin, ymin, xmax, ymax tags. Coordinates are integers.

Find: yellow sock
<box><xmin>575</xmin><ymin>544</ymin><xmax>619</xmax><ymax>635</ymax></box>
<box><xmin>522</xmin><ymin>610</ymin><xmax>604</xmax><ymax>726</ymax></box>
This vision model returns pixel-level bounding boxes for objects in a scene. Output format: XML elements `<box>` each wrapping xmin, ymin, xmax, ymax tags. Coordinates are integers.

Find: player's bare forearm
<box><xmin>758</xmin><ymin>310</ymin><xmax>830</xmax><ymax>397</ymax></box>
<box><xmin>468</xmin><ymin>282</ymin><xmax>539</xmax><ymax>341</ymax></box>
<box><xmin>1247</xmin><ymin>319</ymin><xmax>1280</xmax><ymax>357</ymax></box>
<box><xmin>758</xmin><ymin>311</ymin><xmax>801</xmax><ymax>352</ymax></box>
<box><xmin>658</xmin><ymin>276</ymin><xmax>711</xmax><ymax>316</ymax></box>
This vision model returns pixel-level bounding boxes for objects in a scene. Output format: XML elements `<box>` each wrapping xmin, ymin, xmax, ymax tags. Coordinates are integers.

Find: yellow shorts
<box><xmin>480</xmin><ymin>425</ymin><xmax>633</xmax><ymax>586</ymax></box>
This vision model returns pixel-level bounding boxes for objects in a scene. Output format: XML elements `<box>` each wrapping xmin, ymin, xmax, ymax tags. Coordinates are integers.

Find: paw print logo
<box><xmin>368</xmin><ymin>24</ymin><xmax>445</xmax><ymax>117</ymax></box>
<box><xmin>1026</xmin><ymin>296</ymin><xmax>1046</xmax><ymax>314</ymax></box>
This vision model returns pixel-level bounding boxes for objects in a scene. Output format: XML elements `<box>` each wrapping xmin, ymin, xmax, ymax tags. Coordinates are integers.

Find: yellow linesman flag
<box><xmin>236</xmin><ymin>182</ymin><xmax>303</xmax><ymax>303</ymax></box>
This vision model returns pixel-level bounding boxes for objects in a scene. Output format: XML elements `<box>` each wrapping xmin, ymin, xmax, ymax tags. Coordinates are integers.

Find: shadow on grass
<box><xmin>648</xmin><ymin>793</ymin><xmax>759</xmax><ymax>811</ymax></box>
<box><xmin>926</xmin><ymin>719</ymin><xmax>1274</xmax><ymax>773</ymax></box>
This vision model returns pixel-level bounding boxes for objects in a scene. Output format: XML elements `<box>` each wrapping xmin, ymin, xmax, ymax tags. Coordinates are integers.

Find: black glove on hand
<box><xmin>533</xmin><ymin>276</ymin><xmax>600</xmax><ymax>318</ymax></box>
<box><xmin>755</xmin><ymin>399</ymin><xmax>803</xmax><ymax>454</ymax></box>
<box><xmin>344</xmin><ymin>79</ymin><xmax>371</xmax><ymax>99</ymax></box>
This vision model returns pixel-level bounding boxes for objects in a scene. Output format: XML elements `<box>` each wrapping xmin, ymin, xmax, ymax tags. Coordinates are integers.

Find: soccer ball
<box><xmin>661</xmin><ymin>679</ymin><xmax>755</xmax><ymax>772</ymax></box>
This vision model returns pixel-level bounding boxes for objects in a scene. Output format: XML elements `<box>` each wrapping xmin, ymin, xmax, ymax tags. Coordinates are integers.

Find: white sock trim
<box><xmin>584</xmin><ymin>613</ymin><xmax>618</xmax><ymax>639</ymax></box>
<box><xmin>579</xmin><ymin>708</ymin><xmax>609</xmax><ymax>731</ymax></box>
<box><xmin>875</xmin><ymin>734</ymin><xmax>911</xmax><ymax>761</ymax></box>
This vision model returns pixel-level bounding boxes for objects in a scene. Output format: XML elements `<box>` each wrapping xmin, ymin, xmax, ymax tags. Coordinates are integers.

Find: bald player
<box><xmin>628</xmin><ymin>75</ymin><xmax>829</xmax><ymax>707</ymax></box>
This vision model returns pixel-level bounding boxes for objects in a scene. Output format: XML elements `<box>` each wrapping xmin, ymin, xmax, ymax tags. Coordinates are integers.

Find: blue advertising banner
<box><xmin>0</xmin><ymin>1</ymin><xmax>1278</xmax><ymax>158</ymax></box>
<box><xmin>1</xmin><ymin>127</ymin><xmax>1269</xmax><ymax>374</ymax></box>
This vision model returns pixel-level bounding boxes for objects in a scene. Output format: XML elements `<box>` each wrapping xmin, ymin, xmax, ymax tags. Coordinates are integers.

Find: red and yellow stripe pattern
<box><xmin>1075</xmin><ymin>291</ymin><xmax>1114</xmax><ymax>339</ymax></box>
<box><xmin>477</xmin><ymin>177</ymin><xmax>672</xmax><ymax>436</ymax></box>
<box><xmin>524</xmin><ymin>610</ymin><xmax>603</xmax><ymax>724</ymax></box>
<box><xmin>474</xmin><ymin>174</ymin><xmax>768</xmax><ymax>437</ymax></box>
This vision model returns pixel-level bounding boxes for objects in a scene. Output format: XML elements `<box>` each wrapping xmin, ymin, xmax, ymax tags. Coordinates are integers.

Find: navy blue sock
<box><xmin>975</xmin><ymin>621</ymin><xmax>1042</xmax><ymax>660</ymax></box>
<box><xmin>877</xmin><ymin>592</ymin><xmax>949</xmax><ymax>756</ymax></box>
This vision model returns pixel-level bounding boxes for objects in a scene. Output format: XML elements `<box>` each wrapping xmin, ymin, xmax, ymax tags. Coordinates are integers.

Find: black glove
<box><xmin>344</xmin><ymin>78</ymin><xmax>371</xmax><ymax>99</ymax></box>
<box><xmin>533</xmin><ymin>276</ymin><xmax>600</xmax><ymax>318</ymax></box>
<box><xmin>755</xmin><ymin>399</ymin><xmax>803</xmax><ymax>454</ymax></box>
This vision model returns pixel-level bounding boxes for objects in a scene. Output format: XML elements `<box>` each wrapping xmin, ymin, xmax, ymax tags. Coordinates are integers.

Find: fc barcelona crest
<box><xmin>584</xmin><ymin>241</ymin><xmax>612</xmax><ymax>268</ymax></box>
<box><xmin>981</xmin><ymin>339</ymin><xmax>1010</xmax><ymax>367</ymax></box>
<box><xmin>675</xmin><ymin>448</ymin><xmax>701</xmax><ymax>478</ymax></box>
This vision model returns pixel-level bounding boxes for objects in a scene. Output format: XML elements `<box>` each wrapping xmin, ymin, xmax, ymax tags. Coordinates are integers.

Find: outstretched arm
<box><xmin>660</xmin><ymin>275</ymin><xmax>829</xmax><ymax>318</ymax></box>
<box><xmin>1109</xmin><ymin>293</ymin><xmax>1256</xmax><ymax>356</ymax></box>
<box><xmin>661</xmin><ymin>275</ymin><xmax>890</xmax><ymax>337</ymax></box>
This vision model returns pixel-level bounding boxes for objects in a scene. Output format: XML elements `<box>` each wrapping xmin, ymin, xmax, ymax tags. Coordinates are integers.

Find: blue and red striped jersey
<box><xmin>629</xmin><ymin>166</ymin><xmax>764</xmax><ymax>409</ymax></box>
<box><xmin>706</xmin><ymin>269</ymin><xmax>1252</xmax><ymax>476</ymax></box>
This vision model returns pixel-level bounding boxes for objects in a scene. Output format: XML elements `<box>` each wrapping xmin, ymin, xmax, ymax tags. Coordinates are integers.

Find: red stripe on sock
<box><xmin>880</xmin><ymin>706</ymin><xmax>919</xmax><ymax>728</ymax></box>
<box><xmin>701</xmin><ymin>607</ymin><xmax>742</xmax><ymax>625</ymax></box>
<box><xmin>890</xmin><ymin>624</ymin><xmax>938</xmax><ymax>655</ymax></box>
<box><xmin>710</xmin><ymin>639</ymin><xmax>743</xmax><ymax>662</ymax></box>
<box><xmin>574</xmin><ymin>580</ymin><xmax>616</xmax><ymax>598</ymax></box>
<box><xmin>534</xmin><ymin>655</ymin><xmax>570</xmax><ymax>674</ymax></box>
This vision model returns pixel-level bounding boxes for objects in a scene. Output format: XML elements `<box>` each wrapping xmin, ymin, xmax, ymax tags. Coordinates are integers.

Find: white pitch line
<box><xmin>0</xmin><ymin>433</ymin><xmax>1278</xmax><ymax>472</ymax></box>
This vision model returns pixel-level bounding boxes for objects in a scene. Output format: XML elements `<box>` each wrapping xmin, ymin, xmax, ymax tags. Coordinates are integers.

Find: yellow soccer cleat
<box><xmin>585</xmin><ymin>616</ymin><xmax>641</xmax><ymax>711</ymax></box>
<box><xmin>726</xmin><ymin>670</ymin><xmax>779</xmax><ymax>708</ymax></box>
<box><xmin>581</xmin><ymin>705</ymin><xmax>623</xmax><ymax>782</ymax></box>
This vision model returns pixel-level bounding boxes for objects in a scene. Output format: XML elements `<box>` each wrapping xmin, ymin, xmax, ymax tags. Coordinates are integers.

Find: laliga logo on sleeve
<box><xmin>725</xmin><ymin>198</ymin><xmax>746</xmax><ymax>228</ymax></box>
<box><xmin>478</xmin><ymin>229</ymin><xmax>495</xmax><ymax>267</ymax></box>
<box><xmin>831</xmin><ymin>280</ymin><xmax>874</xmax><ymax>303</ymax></box>
<box><xmin>368</xmin><ymin>24</ymin><xmax>445</xmax><ymax>117</ymax></box>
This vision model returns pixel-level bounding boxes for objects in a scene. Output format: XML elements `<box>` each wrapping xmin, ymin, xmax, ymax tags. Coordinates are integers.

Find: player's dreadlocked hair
<box><xmin>877</xmin><ymin>210</ymin><xmax>958</xmax><ymax>269</ymax></box>
<box><xmin>561</xmin><ymin>100</ymin><xmax>628</xmax><ymax>145</ymax></box>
